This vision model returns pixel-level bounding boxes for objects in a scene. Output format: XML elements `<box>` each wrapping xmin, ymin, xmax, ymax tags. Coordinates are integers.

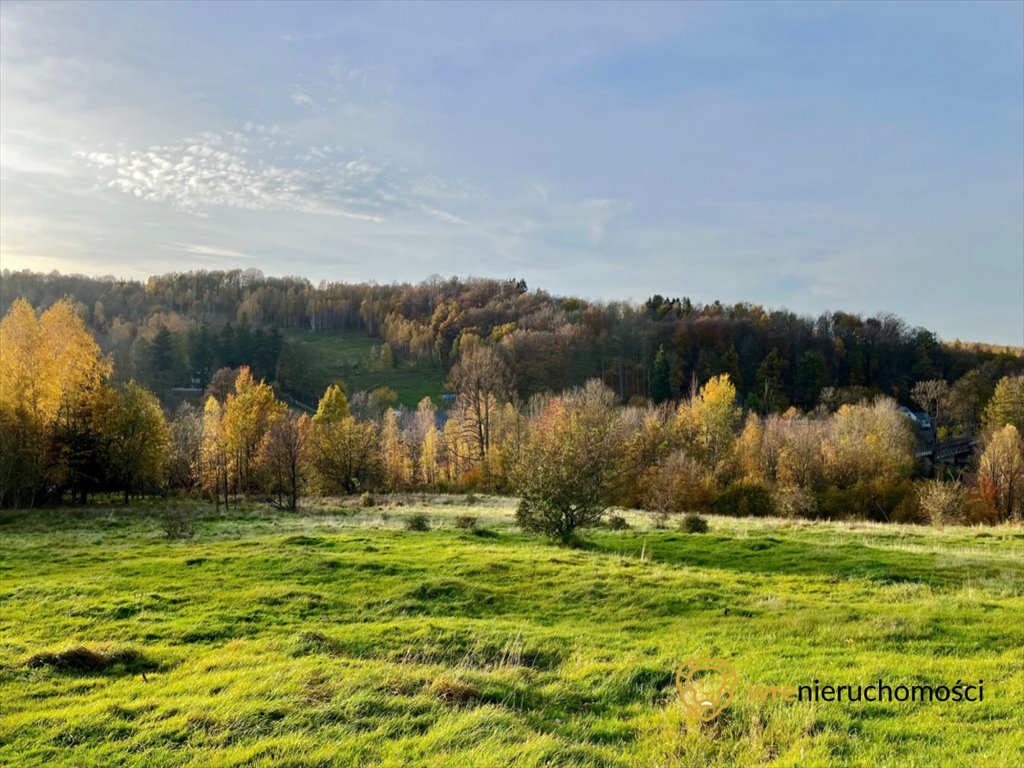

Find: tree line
<box><xmin>2</xmin><ymin>298</ymin><xmax>1022</xmax><ymax>540</ymax></box>
<box><xmin>3</xmin><ymin>269</ymin><xmax>1021</xmax><ymax>412</ymax></box>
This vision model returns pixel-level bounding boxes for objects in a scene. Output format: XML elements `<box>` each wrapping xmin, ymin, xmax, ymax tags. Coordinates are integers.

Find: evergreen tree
<box><xmin>651</xmin><ymin>345</ymin><xmax>672</xmax><ymax>403</ymax></box>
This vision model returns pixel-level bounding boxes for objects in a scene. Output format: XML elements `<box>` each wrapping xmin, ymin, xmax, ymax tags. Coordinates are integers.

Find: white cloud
<box><xmin>290</xmin><ymin>87</ymin><xmax>314</xmax><ymax>107</ymax></box>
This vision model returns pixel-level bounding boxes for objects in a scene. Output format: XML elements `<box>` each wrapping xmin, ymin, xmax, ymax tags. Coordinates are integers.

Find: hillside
<box><xmin>3</xmin><ymin>269</ymin><xmax>1021</xmax><ymax>413</ymax></box>
<box><xmin>280</xmin><ymin>329</ymin><xmax>448</xmax><ymax>408</ymax></box>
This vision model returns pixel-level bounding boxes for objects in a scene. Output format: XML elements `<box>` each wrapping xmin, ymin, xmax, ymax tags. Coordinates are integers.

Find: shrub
<box><xmin>404</xmin><ymin>513</ymin><xmax>431</xmax><ymax>531</ymax></box>
<box><xmin>818</xmin><ymin>479</ymin><xmax>917</xmax><ymax>522</ymax></box>
<box><xmin>604</xmin><ymin>514</ymin><xmax>630</xmax><ymax>530</ymax></box>
<box><xmin>918</xmin><ymin>480</ymin><xmax>972</xmax><ymax>527</ymax></box>
<box><xmin>680</xmin><ymin>513</ymin><xmax>709</xmax><ymax>534</ymax></box>
<box><xmin>712</xmin><ymin>483</ymin><xmax>774</xmax><ymax>518</ymax></box>
<box><xmin>645</xmin><ymin>451</ymin><xmax>715</xmax><ymax>520</ymax></box>
<box><xmin>772</xmin><ymin>487</ymin><xmax>818</xmax><ymax>519</ymax></box>
<box><xmin>465</xmin><ymin>493</ymin><xmax>477</xmax><ymax>505</ymax></box>
<box><xmin>360</xmin><ymin>492</ymin><xmax>375</xmax><ymax>507</ymax></box>
<box><xmin>161</xmin><ymin>507</ymin><xmax>196</xmax><ymax>540</ymax></box>
<box><xmin>514</xmin><ymin>381</ymin><xmax>624</xmax><ymax>543</ymax></box>
<box><xmin>453</xmin><ymin>515</ymin><xmax>477</xmax><ymax>530</ymax></box>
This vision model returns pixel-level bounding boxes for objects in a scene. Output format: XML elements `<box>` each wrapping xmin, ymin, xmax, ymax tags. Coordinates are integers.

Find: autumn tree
<box><xmin>515</xmin><ymin>380</ymin><xmax>623</xmax><ymax>543</ymax></box>
<box><xmin>409</xmin><ymin>397</ymin><xmax>440</xmax><ymax>486</ymax></box>
<box><xmin>645</xmin><ymin>450</ymin><xmax>715</xmax><ymax>524</ymax></box>
<box><xmin>200</xmin><ymin>397</ymin><xmax>230</xmax><ymax>510</ymax></box>
<box><xmin>825</xmin><ymin>398</ymin><xmax>915</xmax><ymax>487</ymax></box>
<box><xmin>168</xmin><ymin>403</ymin><xmax>203</xmax><ymax>490</ymax></box>
<box><xmin>983</xmin><ymin>375</ymin><xmax>1024</xmax><ymax>435</ymax></box>
<box><xmin>259</xmin><ymin>414</ymin><xmax>310</xmax><ymax>511</ymax></box>
<box><xmin>308</xmin><ymin>385</ymin><xmax>382</xmax><ymax>493</ymax></box>
<box><xmin>380</xmin><ymin>408</ymin><xmax>411</xmax><ymax>489</ymax></box>
<box><xmin>978</xmin><ymin>425</ymin><xmax>1024</xmax><ymax>522</ymax></box>
<box><xmin>0</xmin><ymin>298</ymin><xmax>113</xmax><ymax>504</ymax></box>
<box><xmin>205</xmin><ymin>366</ymin><xmax>241</xmax><ymax>403</ymax></box>
<box><xmin>448</xmin><ymin>345</ymin><xmax>512</xmax><ymax>463</ymax></box>
<box><xmin>0</xmin><ymin>297</ymin><xmax>112</xmax><ymax>422</ymax></box>
<box><xmin>101</xmin><ymin>382</ymin><xmax>170</xmax><ymax>503</ymax></box>
<box><xmin>222</xmin><ymin>367</ymin><xmax>286</xmax><ymax>493</ymax></box>
<box><xmin>948</xmin><ymin>370</ymin><xmax>993</xmax><ymax>434</ymax></box>
<box><xmin>676</xmin><ymin>374</ymin><xmax>741</xmax><ymax>478</ymax></box>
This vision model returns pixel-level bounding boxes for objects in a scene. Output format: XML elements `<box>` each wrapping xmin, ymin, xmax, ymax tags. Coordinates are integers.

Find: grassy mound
<box><xmin>25</xmin><ymin>645</ymin><xmax>151</xmax><ymax>674</ymax></box>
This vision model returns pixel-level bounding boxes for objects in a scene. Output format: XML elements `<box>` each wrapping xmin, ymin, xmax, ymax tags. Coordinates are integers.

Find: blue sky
<box><xmin>1</xmin><ymin>1</ymin><xmax>1021</xmax><ymax>344</ymax></box>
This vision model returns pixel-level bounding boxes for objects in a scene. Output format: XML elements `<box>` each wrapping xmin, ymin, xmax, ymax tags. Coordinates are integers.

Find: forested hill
<box><xmin>2</xmin><ymin>268</ymin><xmax>1021</xmax><ymax>412</ymax></box>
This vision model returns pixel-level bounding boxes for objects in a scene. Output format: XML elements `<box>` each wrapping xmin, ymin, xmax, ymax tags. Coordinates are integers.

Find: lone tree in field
<box><xmin>515</xmin><ymin>380</ymin><xmax>623</xmax><ymax>543</ymax></box>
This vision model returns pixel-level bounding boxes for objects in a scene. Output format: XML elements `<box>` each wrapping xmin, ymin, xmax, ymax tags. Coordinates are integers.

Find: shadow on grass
<box><xmin>582</xmin><ymin>530</ymin><xmax>1013</xmax><ymax>588</ymax></box>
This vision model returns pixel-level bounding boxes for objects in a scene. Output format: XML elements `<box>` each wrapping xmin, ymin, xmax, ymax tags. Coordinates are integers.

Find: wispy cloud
<box><xmin>76</xmin><ymin>128</ymin><xmax>473</xmax><ymax>224</ymax></box>
<box><xmin>171</xmin><ymin>243</ymin><xmax>256</xmax><ymax>260</ymax></box>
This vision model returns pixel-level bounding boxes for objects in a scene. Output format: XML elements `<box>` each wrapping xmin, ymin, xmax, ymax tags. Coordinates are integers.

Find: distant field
<box><xmin>1</xmin><ymin>500</ymin><xmax>1022</xmax><ymax>767</ymax></box>
<box><xmin>281</xmin><ymin>329</ymin><xmax>448</xmax><ymax>408</ymax></box>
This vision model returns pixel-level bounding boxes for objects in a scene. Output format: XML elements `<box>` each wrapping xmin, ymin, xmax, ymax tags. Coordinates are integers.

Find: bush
<box><xmin>818</xmin><ymin>480</ymin><xmax>917</xmax><ymax>522</ymax></box>
<box><xmin>604</xmin><ymin>514</ymin><xmax>630</xmax><ymax>530</ymax></box>
<box><xmin>680</xmin><ymin>513</ymin><xmax>709</xmax><ymax>534</ymax></box>
<box><xmin>645</xmin><ymin>451</ymin><xmax>715</xmax><ymax>519</ymax></box>
<box><xmin>360</xmin><ymin>492</ymin><xmax>375</xmax><ymax>508</ymax></box>
<box><xmin>712</xmin><ymin>483</ymin><xmax>774</xmax><ymax>518</ymax></box>
<box><xmin>772</xmin><ymin>487</ymin><xmax>818</xmax><ymax>519</ymax></box>
<box><xmin>404</xmin><ymin>513</ymin><xmax>431</xmax><ymax>531</ymax></box>
<box><xmin>161</xmin><ymin>507</ymin><xmax>196</xmax><ymax>540</ymax></box>
<box><xmin>453</xmin><ymin>515</ymin><xmax>477</xmax><ymax>530</ymax></box>
<box><xmin>514</xmin><ymin>381</ymin><xmax>623</xmax><ymax>543</ymax></box>
<box><xmin>918</xmin><ymin>480</ymin><xmax>972</xmax><ymax>527</ymax></box>
<box><xmin>465</xmin><ymin>493</ymin><xmax>477</xmax><ymax>505</ymax></box>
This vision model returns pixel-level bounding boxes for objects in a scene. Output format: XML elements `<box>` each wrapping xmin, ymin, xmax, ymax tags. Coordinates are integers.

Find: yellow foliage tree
<box><xmin>222</xmin><ymin>367</ymin><xmax>286</xmax><ymax>494</ymax></box>
<box><xmin>676</xmin><ymin>374</ymin><xmax>741</xmax><ymax>476</ymax></box>
<box><xmin>979</xmin><ymin>424</ymin><xmax>1024</xmax><ymax>522</ymax></box>
<box><xmin>0</xmin><ymin>298</ymin><xmax>111</xmax><ymax>423</ymax></box>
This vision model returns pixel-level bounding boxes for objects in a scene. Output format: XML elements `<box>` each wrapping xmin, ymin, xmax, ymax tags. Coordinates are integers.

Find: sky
<box><xmin>1</xmin><ymin>1</ymin><xmax>1022</xmax><ymax>345</ymax></box>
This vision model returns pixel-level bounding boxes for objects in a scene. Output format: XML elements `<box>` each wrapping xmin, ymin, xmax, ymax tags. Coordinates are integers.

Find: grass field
<box><xmin>281</xmin><ymin>329</ymin><xmax>448</xmax><ymax>408</ymax></box>
<box><xmin>1</xmin><ymin>499</ymin><xmax>1022</xmax><ymax>767</ymax></box>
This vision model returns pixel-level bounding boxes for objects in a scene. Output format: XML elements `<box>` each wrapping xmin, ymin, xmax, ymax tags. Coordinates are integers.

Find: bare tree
<box><xmin>260</xmin><ymin>414</ymin><xmax>309</xmax><ymax>511</ymax></box>
<box><xmin>448</xmin><ymin>345</ymin><xmax>512</xmax><ymax>462</ymax></box>
<box><xmin>911</xmin><ymin>379</ymin><xmax>950</xmax><ymax>430</ymax></box>
<box><xmin>168</xmin><ymin>403</ymin><xmax>203</xmax><ymax>490</ymax></box>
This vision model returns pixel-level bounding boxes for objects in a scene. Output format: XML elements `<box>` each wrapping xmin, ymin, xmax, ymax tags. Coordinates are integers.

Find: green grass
<box><xmin>1</xmin><ymin>499</ymin><xmax>1022</xmax><ymax>767</ymax></box>
<box><xmin>281</xmin><ymin>329</ymin><xmax>448</xmax><ymax>407</ymax></box>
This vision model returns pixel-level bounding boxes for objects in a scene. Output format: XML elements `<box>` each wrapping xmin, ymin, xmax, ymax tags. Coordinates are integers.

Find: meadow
<box><xmin>281</xmin><ymin>329</ymin><xmax>448</xmax><ymax>407</ymax></box>
<box><xmin>1</xmin><ymin>498</ymin><xmax>1022</xmax><ymax>767</ymax></box>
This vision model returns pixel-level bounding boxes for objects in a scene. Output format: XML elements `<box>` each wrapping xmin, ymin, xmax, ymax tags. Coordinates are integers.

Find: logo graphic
<box><xmin>675</xmin><ymin>658</ymin><xmax>739</xmax><ymax>722</ymax></box>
